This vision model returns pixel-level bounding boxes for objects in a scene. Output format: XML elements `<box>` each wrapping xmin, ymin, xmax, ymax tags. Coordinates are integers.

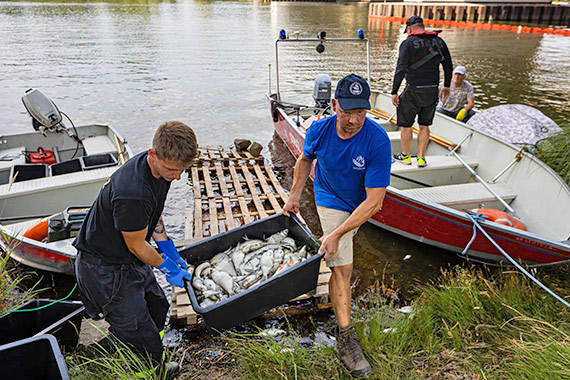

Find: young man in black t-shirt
<box><xmin>73</xmin><ymin>121</ymin><xmax>197</xmax><ymax>377</ymax></box>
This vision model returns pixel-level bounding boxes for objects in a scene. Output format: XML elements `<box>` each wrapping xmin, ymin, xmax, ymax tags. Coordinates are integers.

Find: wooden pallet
<box><xmin>170</xmin><ymin>261</ymin><xmax>332</xmax><ymax>326</ymax></box>
<box><xmin>170</xmin><ymin>146</ymin><xmax>331</xmax><ymax>326</ymax></box>
<box><xmin>185</xmin><ymin>146</ymin><xmax>289</xmax><ymax>240</ymax></box>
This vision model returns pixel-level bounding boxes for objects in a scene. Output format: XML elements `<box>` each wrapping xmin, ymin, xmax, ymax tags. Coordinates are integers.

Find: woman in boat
<box><xmin>283</xmin><ymin>74</ymin><xmax>391</xmax><ymax>378</ymax></box>
<box><xmin>73</xmin><ymin>121</ymin><xmax>197</xmax><ymax>378</ymax></box>
<box><xmin>436</xmin><ymin>65</ymin><xmax>476</xmax><ymax>122</ymax></box>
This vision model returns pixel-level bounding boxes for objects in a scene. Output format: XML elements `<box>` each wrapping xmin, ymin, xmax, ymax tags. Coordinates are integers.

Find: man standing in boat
<box><xmin>392</xmin><ymin>15</ymin><xmax>453</xmax><ymax>168</ymax></box>
<box><xmin>283</xmin><ymin>74</ymin><xmax>391</xmax><ymax>378</ymax></box>
<box><xmin>73</xmin><ymin>121</ymin><xmax>197</xmax><ymax>378</ymax></box>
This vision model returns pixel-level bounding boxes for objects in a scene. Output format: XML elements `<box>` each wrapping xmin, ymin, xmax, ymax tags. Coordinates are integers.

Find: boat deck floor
<box><xmin>391</xmin><ymin>155</ymin><xmax>478</xmax><ymax>173</ymax></box>
<box><xmin>403</xmin><ymin>182</ymin><xmax>517</xmax><ymax>210</ymax></box>
<box><xmin>2</xmin><ymin>218</ymin><xmax>76</xmax><ymax>252</ymax></box>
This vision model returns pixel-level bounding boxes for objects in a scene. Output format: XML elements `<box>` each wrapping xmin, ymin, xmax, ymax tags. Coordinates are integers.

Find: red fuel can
<box><xmin>29</xmin><ymin>147</ymin><xmax>56</xmax><ymax>165</ymax></box>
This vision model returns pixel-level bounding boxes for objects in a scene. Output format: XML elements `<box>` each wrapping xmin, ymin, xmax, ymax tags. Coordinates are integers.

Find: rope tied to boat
<box><xmin>462</xmin><ymin>210</ymin><xmax>570</xmax><ymax>308</ymax></box>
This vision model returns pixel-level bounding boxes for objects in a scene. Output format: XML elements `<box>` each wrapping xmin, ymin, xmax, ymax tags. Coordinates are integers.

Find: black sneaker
<box><xmin>164</xmin><ymin>361</ymin><xmax>182</xmax><ymax>380</ymax></box>
<box><xmin>393</xmin><ymin>152</ymin><xmax>411</xmax><ymax>165</ymax></box>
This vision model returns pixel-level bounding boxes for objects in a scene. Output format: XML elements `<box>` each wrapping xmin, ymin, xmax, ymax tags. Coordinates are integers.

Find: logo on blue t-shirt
<box><xmin>352</xmin><ymin>155</ymin><xmax>365</xmax><ymax>170</ymax></box>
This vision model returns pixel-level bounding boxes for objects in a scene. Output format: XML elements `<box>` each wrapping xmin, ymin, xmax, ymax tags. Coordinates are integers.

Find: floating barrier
<box><xmin>369</xmin><ymin>15</ymin><xmax>570</xmax><ymax>37</ymax></box>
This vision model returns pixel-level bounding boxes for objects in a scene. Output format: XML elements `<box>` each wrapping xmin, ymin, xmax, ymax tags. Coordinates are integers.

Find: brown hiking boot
<box><xmin>335</xmin><ymin>326</ymin><xmax>372</xmax><ymax>378</ymax></box>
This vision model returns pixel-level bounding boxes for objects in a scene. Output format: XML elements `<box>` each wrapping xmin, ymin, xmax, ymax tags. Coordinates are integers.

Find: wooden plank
<box><xmin>208</xmin><ymin>198</ymin><xmax>219</xmax><ymax>236</ymax></box>
<box><xmin>252</xmin><ymin>164</ymin><xmax>282</xmax><ymax>213</ymax></box>
<box><xmin>265</xmin><ymin>165</ymin><xmax>289</xmax><ymax>204</ymax></box>
<box><xmin>191</xmin><ymin>167</ymin><xmax>201</xmax><ymax>199</ymax></box>
<box><xmin>184</xmin><ymin>207</ymin><xmax>193</xmax><ymax>241</ymax></box>
<box><xmin>222</xmin><ymin>197</ymin><xmax>236</xmax><ymax>231</ymax></box>
<box><xmin>202</xmin><ymin>166</ymin><xmax>215</xmax><ymax>199</ymax></box>
<box><xmin>215</xmin><ymin>165</ymin><xmax>230</xmax><ymax>197</ymax></box>
<box><xmin>241</xmin><ymin>164</ymin><xmax>267</xmax><ymax>219</ymax></box>
<box><xmin>228</xmin><ymin>165</ymin><xmax>244</xmax><ymax>197</ymax></box>
<box><xmin>193</xmin><ymin>198</ymin><xmax>203</xmax><ymax>240</ymax></box>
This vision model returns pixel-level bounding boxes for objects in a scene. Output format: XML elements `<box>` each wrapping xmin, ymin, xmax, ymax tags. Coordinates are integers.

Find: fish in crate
<box><xmin>189</xmin><ymin>229</ymin><xmax>313</xmax><ymax>309</ymax></box>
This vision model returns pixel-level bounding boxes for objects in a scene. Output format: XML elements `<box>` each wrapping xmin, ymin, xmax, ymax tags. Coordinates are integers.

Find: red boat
<box><xmin>267</xmin><ymin>30</ymin><xmax>570</xmax><ymax>265</ymax></box>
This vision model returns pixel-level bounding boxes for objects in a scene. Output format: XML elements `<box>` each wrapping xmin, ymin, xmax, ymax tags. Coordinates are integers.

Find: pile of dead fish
<box><xmin>189</xmin><ymin>229</ymin><xmax>311</xmax><ymax>308</ymax></box>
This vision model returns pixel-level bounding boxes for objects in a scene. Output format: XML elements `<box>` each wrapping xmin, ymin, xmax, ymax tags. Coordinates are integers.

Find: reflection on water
<box><xmin>1</xmin><ymin>0</ymin><xmax>567</xmax><ymax>292</ymax></box>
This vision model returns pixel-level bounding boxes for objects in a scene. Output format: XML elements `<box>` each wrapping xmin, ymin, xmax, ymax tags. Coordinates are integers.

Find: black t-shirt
<box><xmin>73</xmin><ymin>151</ymin><xmax>171</xmax><ymax>264</ymax></box>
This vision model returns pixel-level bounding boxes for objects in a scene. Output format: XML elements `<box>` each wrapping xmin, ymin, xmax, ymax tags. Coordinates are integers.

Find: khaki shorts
<box><xmin>317</xmin><ymin>206</ymin><xmax>359</xmax><ymax>268</ymax></box>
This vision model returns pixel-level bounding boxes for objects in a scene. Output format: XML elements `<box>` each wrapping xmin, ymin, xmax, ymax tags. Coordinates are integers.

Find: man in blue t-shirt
<box><xmin>283</xmin><ymin>74</ymin><xmax>391</xmax><ymax>377</ymax></box>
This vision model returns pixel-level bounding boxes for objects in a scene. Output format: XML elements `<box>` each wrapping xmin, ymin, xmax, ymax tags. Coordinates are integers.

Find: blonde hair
<box><xmin>152</xmin><ymin>121</ymin><xmax>198</xmax><ymax>165</ymax></box>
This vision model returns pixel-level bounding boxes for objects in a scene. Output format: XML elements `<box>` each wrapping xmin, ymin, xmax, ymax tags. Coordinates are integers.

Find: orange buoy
<box><xmin>469</xmin><ymin>208</ymin><xmax>526</xmax><ymax>231</ymax></box>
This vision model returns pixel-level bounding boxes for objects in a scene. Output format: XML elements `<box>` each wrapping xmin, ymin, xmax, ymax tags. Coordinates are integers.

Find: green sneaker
<box><xmin>393</xmin><ymin>152</ymin><xmax>411</xmax><ymax>165</ymax></box>
<box><xmin>417</xmin><ymin>156</ymin><xmax>427</xmax><ymax>167</ymax></box>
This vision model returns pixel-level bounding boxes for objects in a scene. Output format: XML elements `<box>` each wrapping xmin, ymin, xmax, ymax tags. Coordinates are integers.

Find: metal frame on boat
<box><xmin>266</xmin><ymin>30</ymin><xmax>570</xmax><ymax>266</ymax></box>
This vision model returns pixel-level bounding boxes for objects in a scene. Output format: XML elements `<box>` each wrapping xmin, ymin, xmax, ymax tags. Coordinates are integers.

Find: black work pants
<box><xmin>75</xmin><ymin>252</ymin><xmax>169</xmax><ymax>366</ymax></box>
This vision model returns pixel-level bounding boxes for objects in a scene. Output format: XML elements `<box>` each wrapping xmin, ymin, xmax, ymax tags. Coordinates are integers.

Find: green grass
<box><xmin>0</xmin><ymin>232</ymin><xmax>39</xmax><ymax>314</ymax></box>
<box><xmin>67</xmin><ymin>331</ymin><xmax>179</xmax><ymax>380</ymax></box>
<box><xmin>227</xmin><ymin>266</ymin><xmax>570</xmax><ymax>379</ymax></box>
<box><xmin>536</xmin><ymin>121</ymin><xmax>570</xmax><ymax>186</ymax></box>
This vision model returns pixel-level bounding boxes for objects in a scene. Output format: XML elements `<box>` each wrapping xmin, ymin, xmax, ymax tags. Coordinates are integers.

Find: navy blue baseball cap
<box><xmin>334</xmin><ymin>74</ymin><xmax>371</xmax><ymax>110</ymax></box>
<box><xmin>404</xmin><ymin>15</ymin><xmax>423</xmax><ymax>33</ymax></box>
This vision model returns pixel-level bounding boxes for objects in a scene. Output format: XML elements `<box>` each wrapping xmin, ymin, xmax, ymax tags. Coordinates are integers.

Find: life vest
<box><xmin>468</xmin><ymin>208</ymin><xmax>526</xmax><ymax>231</ymax></box>
<box><xmin>407</xmin><ymin>30</ymin><xmax>442</xmax><ymax>38</ymax></box>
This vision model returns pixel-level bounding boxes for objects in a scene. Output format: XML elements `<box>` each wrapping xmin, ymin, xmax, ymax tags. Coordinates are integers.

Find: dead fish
<box><xmin>298</xmin><ymin>245</ymin><xmax>307</xmax><ymax>259</ymax></box>
<box><xmin>230</xmin><ymin>249</ymin><xmax>245</xmax><ymax>274</ymax></box>
<box><xmin>192</xmin><ymin>277</ymin><xmax>208</xmax><ymax>292</ymax></box>
<box><xmin>211</xmin><ymin>269</ymin><xmax>234</xmax><ymax>295</ymax></box>
<box><xmin>210</xmin><ymin>249</ymin><xmax>231</xmax><ymax>265</ymax></box>
<box><xmin>260</xmin><ymin>250</ymin><xmax>274</xmax><ymax>279</ymax></box>
<box><xmin>199</xmin><ymin>298</ymin><xmax>216</xmax><ymax>308</ymax></box>
<box><xmin>239</xmin><ymin>238</ymin><xmax>266</xmax><ymax>253</ymax></box>
<box><xmin>241</xmin><ymin>272</ymin><xmax>262</xmax><ymax>288</ymax></box>
<box><xmin>214</xmin><ymin>257</ymin><xmax>237</xmax><ymax>276</ymax></box>
<box><xmin>266</xmin><ymin>229</ymin><xmax>288</xmax><ymax>244</ymax></box>
<box><xmin>281</xmin><ymin>237</ymin><xmax>297</xmax><ymax>251</ymax></box>
<box><xmin>195</xmin><ymin>262</ymin><xmax>211</xmax><ymax>279</ymax></box>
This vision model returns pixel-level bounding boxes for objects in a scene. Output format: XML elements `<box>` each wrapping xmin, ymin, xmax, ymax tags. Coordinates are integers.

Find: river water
<box><xmin>1</xmin><ymin>1</ymin><xmax>569</xmax><ymax>296</ymax></box>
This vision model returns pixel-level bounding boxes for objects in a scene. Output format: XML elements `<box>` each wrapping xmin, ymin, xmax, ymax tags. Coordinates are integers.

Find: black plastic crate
<box><xmin>80</xmin><ymin>153</ymin><xmax>118</xmax><ymax>170</ymax></box>
<box><xmin>180</xmin><ymin>213</ymin><xmax>322</xmax><ymax>330</ymax></box>
<box><xmin>50</xmin><ymin>158</ymin><xmax>83</xmax><ymax>176</ymax></box>
<box><xmin>9</xmin><ymin>163</ymin><xmax>48</xmax><ymax>182</ymax></box>
<box><xmin>0</xmin><ymin>334</ymin><xmax>70</xmax><ymax>380</ymax></box>
<box><xmin>0</xmin><ymin>299</ymin><xmax>84</xmax><ymax>352</ymax></box>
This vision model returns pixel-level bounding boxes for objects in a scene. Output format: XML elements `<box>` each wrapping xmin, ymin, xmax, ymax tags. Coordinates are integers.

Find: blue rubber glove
<box><xmin>156</xmin><ymin>239</ymin><xmax>188</xmax><ymax>270</ymax></box>
<box><xmin>157</xmin><ymin>257</ymin><xmax>192</xmax><ymax>288</ymax></box>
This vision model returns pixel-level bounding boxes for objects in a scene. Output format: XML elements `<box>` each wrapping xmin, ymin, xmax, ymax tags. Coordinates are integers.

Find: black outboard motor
<box><xmin>312</xmin><ymin>74</ymin><xmax>331</xmax><ymax>109</ymax></box>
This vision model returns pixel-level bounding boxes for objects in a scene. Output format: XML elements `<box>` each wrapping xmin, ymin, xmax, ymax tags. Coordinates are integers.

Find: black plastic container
<box><xmin>180</xmin><ymin>213</ymin><xmax>322</xmax><ymax>330</ymax></box>
<box><xmin>50</xmin><ymin>158</ymin><xmax>82</xmax><ymax>176</ymax></box>
<box><xmin>9</xmin><ymin>163</ymin><xmax>48</xmax><ymax>182</ymax></box>
<box><xmin>80</xmin><ymin>153</ymin><xmax>118</xmax><ymax>170</ymax></box>
<box><xmin>0</xmin><ymin>334</ymin><xmax>70</xmax><ymax>380</ymax></box>
<box><xmin>0</xmin><ymin>299</ymin><xmax>85</xmax><ymax>352</ymax></box>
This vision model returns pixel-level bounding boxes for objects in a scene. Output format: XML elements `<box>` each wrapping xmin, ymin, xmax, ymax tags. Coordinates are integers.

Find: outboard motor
<box><xmin>21</xmin><ymin>88</ymin><xmax>65</xmax><ymax>135</ymax></box>
<box><xmin>312</xmin><ymin>74</ymin><xmax>331</xmax><ymax>109</ymax></box>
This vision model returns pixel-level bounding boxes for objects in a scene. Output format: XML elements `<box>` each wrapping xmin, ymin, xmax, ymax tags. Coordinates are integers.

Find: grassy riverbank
<box><xmin>228</xmin><ymin>266</ymin><xmax>570</xmax><ymax>379</ymax></box>
<box><xmin>0</xmin><ymin>243</ymin><xmax>38</xmax><ymax>314</ymax></box>
<box><xmin>537</xmin><ymin>121</ymin><xmax>570</xmax><ymax>186</ymax></box>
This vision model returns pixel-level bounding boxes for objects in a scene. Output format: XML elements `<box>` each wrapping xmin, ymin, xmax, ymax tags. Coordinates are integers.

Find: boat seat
<box><xmin>81</xmin><ymin>136</ymin><xmax>117</xmax><ymax>156</ymax></box>
<box><xmin>0</xmin><ymin>146</ymin><xmax>26</xmax><ymax>169</ymax></box>
<box><xmin>386</xmin><ymin>131</ymin><xmax>417</xmax><ymax>156</ymax></box>
<box><xmin>391</xmin><ymin>155</ymin><xmax>478</xmax><ymax>174</ymax></box>
<box><xmin>402</xmin><ymin>182</ymin><xmax>517</xmax><ymax>210</ymax></box>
